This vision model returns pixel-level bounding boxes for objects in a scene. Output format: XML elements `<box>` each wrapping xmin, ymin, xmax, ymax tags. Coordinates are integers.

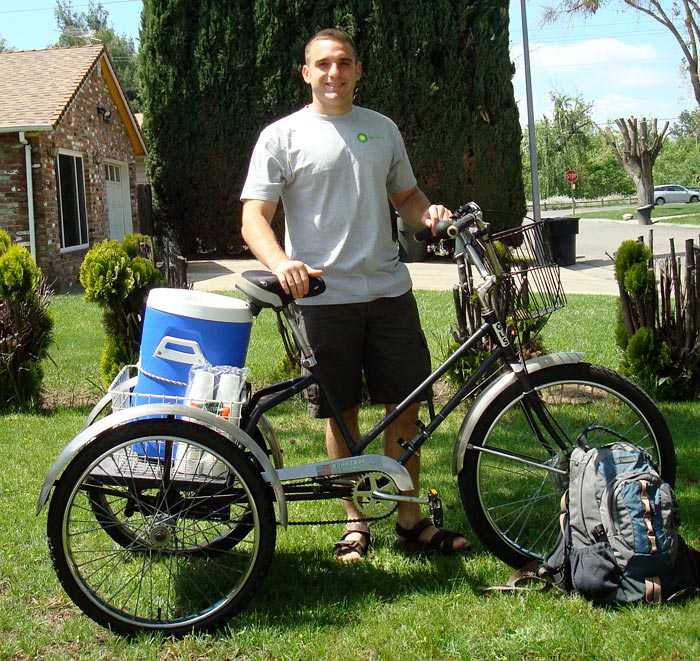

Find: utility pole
<box><xmin>520</xmin><ymin>0</ymin><xmax>541</xmax><ymax>222</ymax></box>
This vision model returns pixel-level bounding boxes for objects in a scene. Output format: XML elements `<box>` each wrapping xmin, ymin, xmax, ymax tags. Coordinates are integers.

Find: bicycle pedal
<box><xmin>427</xmin><ymin>488</ymin><xmax>443</xmax><ymax>528</ymax></box>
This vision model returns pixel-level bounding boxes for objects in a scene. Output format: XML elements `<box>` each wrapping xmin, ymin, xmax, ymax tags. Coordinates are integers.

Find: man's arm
<box><xmin>241</xmin><ymin>199</ymin><xmax>323</xmax><ymax>299</ymax></box>
<box><xmin>389</xmin><ymin>186</ymin><xmax>452</xmax><ymax>234</ymax></box>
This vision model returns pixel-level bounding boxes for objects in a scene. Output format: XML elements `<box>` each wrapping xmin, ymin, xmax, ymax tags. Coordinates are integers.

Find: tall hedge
<box><xmin>140</xmin><ymin>0</ymin><xmax>259</xmax><ymax>255</ymax></box>
<box><xmin>140</xmin><ymin>0</ymin><xmax>524</xmax><ymax>256</ymax></box>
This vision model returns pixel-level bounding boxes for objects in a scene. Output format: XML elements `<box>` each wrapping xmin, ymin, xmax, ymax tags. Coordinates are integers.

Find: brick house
<box><xmin>0</xmin><ymin>45</ymin><xmax>147</xmax><ymax>290</ymax></box>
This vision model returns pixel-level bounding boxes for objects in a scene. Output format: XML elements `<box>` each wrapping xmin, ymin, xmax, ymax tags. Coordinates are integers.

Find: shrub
<box><xmin>614</xmin><ymin>236</ymin><xmax>700</xmax><ymax>400</ymax></box>
<box><xmin>140</xmin><ymin>1</ymin><xmax>524</xmax><ymax>257</ymax></box>
<box><xmin>80</xmin><ymin>234</ymin><xmax>166</xmax><ymax>386</ymax></box>
<box><xmin>0</xmin><ymin>230</ymin><xmax>54</xmax><ymax>410</ymax></box>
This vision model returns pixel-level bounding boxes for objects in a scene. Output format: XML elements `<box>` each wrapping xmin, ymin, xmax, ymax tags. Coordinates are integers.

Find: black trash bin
<box><xmin>636</xmin><ymin>204</ymin><xmax>653</xmax><ymax>225</ymax></box>
<box><xmin>397</xmin><ymin>216</ymin><xmax>427</xmax><ymax>263</ymax></box>
<box><xmin>544</xmin><ymin>216</ymin><xmax>579</xmax><ymax>266</ymax></box>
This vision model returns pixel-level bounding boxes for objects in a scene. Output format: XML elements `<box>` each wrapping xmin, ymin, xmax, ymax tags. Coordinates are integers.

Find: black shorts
<box><xmin>295</xmin><ymin>291</ymin><xmax>432</xmax><ymax>418</ymax></box>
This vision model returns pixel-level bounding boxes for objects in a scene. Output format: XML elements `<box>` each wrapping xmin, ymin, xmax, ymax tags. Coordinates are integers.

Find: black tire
<box><xmin>458</xmin><ymin>363</ymin><xmax>675</xmax><ymax>569</ymax></box>
<box><xmin>690</xmin><ymin>195</ymin><xmax>699</xmax><ymax>203</ymax></box>
<box><xmin>47</xmin><ymin>419</ymin><xmax>276</xmax><ymax>637</ymax></box>
<box><xmin>655</xmin><ymin>197</ymin><xmax>666</xmax><ymax>206</ymax></box>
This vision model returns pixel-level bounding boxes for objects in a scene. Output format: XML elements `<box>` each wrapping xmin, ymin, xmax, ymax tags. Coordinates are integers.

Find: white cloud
<box><xmin>512</xmin><ymin>37</ymin><xmax>687</xmax><ymax>124</ymax></box>
<box><xmin>593</xmin><ymin>94</ymin><xmax>648</xmax><ymax>124</ymax></box>
<box><xmin>527</xmin><ymin>38</ymin><xmax>659</xmax><ymax>73</ymax></box>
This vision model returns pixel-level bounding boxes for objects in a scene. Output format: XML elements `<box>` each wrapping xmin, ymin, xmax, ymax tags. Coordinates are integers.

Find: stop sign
<box><xmin>566</xmin><ymin>169</ymin><xmax>578</xmax><ymax>183</ymax></box>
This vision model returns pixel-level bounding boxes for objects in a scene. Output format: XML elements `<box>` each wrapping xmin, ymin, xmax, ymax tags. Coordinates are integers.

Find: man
<box><xmin>241</xmin><ymin>28</ymin><xmax>470</xmax><ymax>562</ymax></box>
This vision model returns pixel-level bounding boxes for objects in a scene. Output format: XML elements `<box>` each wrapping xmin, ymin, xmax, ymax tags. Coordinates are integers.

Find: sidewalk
<box><xmin>187</xmin><ymin>218</ymin><xmax>700</xmax><ymax>297</ymax></box>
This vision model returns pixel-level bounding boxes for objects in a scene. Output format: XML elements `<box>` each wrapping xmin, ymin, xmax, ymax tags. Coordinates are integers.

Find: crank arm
<box><xmin>370</xmin><ymin>490</ymin><xmax>429</xmax><ymax>505</ymax></box>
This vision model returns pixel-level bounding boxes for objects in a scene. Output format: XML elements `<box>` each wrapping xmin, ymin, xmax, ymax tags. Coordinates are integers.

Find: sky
<box><xmin>0</xmin><ymin>0</ymin><xmax>696</xmax><ymax>128</ymax></box>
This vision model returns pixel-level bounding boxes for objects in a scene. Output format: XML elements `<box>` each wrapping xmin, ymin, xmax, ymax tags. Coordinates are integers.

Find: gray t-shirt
<box><xmin>241</xmin><ymin>105</ymin><xmax>418</xmax><ymax>305</ymax></box>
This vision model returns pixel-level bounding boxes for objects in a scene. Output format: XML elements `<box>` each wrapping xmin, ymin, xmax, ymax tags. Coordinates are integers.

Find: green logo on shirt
<box><xmin>357</xmin><ymin>132</ymin><xmax>385</xmax><ymax>143</ymax></box>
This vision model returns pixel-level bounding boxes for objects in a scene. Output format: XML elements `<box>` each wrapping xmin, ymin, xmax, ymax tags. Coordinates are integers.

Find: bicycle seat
<box><xmin>236</xmin><ymin>270</ymin><xmax>326</xmax><ymax>310</ymax></box>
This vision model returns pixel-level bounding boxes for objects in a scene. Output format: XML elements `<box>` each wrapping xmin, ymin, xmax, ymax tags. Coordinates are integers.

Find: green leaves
<box><xmin>614</xmin><ymin>235</ymin><xmax>700</xmax><ymax>400</ymax></box>
<box><xmin>140</xmin><ymin>0</ymin><xmax>525</xmax><ymax>254</ymax></box>
<box><xmin>79</xmin><ymin>234</ymin><xmax>166</xmax><ymax>385</ymax></box>
<box><xmin>0</xmin><ymin>229</ymin><xmax>54</xmax><ymax>411</ymax></box>
<box><xmin>79</xmin><ymin>240</ymin><xmax>135</xmax><ymax>307</ymax></box>
<box><xmin>0</xmin><ymin>245</ymin><xmax>41</xmax><ymax>302</ymax></box>
<box><xmin>613</xmin><ymin>239</ymin><xmax>653</xmax><ymax>290</ymax></box>
<box><xmin>79</xmin><ymin>235</ymin><xmax>165</xmax><ymax>308</ymax></box>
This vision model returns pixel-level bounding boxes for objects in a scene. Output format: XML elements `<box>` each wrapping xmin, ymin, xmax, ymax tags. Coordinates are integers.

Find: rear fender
<box><xmin>36</xmin><ymin>404</ymin><xmax>288</xmax><ymax>526</ymax></box>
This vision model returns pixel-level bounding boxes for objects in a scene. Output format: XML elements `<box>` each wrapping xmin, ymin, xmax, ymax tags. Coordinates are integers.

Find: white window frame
<box><xmin>57</xmin><ymin>149</ymin><xmax>89</xmax><ymax>252</ymax></box>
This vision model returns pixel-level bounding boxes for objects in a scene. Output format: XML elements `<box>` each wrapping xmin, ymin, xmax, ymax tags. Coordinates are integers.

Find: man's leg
<box><xmin>326</xmin><ymin>405</ymin><xmax>367</xmax><ymax>563</ymax></box>
<box><xmin>327</xmin><ymin>401</ymin><xmax>469</xmax><ymax>560</ymax></box>
<box><xmin>383</xmin><ymin>403</ymin><xmax>470</xmax><ymax>551</ymax></box>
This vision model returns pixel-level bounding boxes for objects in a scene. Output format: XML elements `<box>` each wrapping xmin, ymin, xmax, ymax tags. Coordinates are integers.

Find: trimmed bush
<box><xmin>614</xmin><ymin>237</ymin><xmax>700</xmax><ymax>400</ymax></box>
<box><xmin>80</xmin><ymin>234</ymin><xmax>166</xmax><ymax>386</ymax></box>
<box><xmin>140</xmin><ymin>0</ymin><xmax>525</xmax><ymax>256</ymax></box>
<box><xmin>0</xmin><ymin>230</ymin><xmax>54</xmax><ymax>410</ymax></box>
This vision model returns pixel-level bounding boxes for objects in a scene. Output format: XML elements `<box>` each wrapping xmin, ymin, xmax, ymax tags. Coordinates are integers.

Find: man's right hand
<box><xmin>269</xmin><ymin>258</ymin><xmax>324</xmax><ymax>299</ymax></box>
<box><xmin>242</xmin><ymin>199</ymin><xmax>323</xmax><ymax>299</ymax></box>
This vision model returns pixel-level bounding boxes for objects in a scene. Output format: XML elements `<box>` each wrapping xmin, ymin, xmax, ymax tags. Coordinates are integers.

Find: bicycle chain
<box><xmin>281</xmin><ymin>474</ymin><xmax>398</xmax><ymax>527</ymax></box>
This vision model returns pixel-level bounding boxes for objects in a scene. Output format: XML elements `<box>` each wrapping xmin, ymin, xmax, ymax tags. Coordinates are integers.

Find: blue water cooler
<box><xmin>132</xmin><ymin>288</ymin><xmax>253</xmax><ymax>457</ymax></box>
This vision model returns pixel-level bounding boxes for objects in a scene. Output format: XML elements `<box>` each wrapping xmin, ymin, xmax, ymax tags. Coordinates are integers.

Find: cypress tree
<box><xmin>140</xmin><ymin>0</ymin><xmax>258</xmax><ymax>254</ymax></box>
<box><xmin>140</xmin><ymin>0</ymin><xmax>524</xmax><ymax>256</ymax></box>
<box><xmin>352</xmin><ymin>1</ymin><xmax>524</xmax><ymax>223</ymax></box>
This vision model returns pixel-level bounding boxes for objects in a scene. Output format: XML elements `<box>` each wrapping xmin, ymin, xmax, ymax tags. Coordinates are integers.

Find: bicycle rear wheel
<box><xmin>47</xmin><ymin>419</ymin><xmax>276</xmax><ymax>637</ymax></box>
<box><xmin>458</xmin><ymin>362</ymin><xmax>675</xmax><ymax>568</ymax></box>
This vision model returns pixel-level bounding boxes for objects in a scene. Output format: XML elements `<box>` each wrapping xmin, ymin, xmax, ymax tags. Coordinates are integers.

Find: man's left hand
<box><xmin>422</xmin><ymin>204</ymin><xmax>452</xmax><ymax>235</ymax></box>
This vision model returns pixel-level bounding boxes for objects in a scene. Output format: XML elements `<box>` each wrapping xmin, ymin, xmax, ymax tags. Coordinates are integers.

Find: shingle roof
<box><xmin>0</xmin><ymin>45</ymin><xmax>104</xmax><ymax>130</ymax></box>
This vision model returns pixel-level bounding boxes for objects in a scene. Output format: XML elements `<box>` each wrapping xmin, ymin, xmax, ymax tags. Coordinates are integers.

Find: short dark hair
<box><xmin>304</xmin><ymin>28</ymin><xmax>357</xmax><ymax>63</ymax></box>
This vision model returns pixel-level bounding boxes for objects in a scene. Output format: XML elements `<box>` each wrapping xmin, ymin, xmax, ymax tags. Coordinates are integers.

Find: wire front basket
<box><xmin>489</xmin><ymin>221</ymin><xmax>566</xmax><ymax>323</ymax></box>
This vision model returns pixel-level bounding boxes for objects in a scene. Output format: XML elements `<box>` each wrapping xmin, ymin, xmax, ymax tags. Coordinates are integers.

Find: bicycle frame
<box><xmin>244</xmin><ymin>309</ymin><xmax>516</xmax><ymax>462</ymax></box>
<box><xmin>37</xmin><ymin>203</ymin><xmax>572</xmax><ymax>519</ymax></box>
<box><xmin>239</xmin><ymin>208</ymin><xmax>570</xmax><ymax>498</ymax></box>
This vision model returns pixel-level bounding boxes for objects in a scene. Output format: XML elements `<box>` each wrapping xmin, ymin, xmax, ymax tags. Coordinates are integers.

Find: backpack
<box><xmin>540</xmin><ymin>439</ymin><xmax>700</xmax><ymax>604</ymax></box>
<box><xmin>483</xmin><ymin>438</ymin><xmax>700</xmax><ymax>604</ymax></box>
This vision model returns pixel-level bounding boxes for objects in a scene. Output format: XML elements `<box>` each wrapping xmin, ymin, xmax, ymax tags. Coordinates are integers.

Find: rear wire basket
<box><xmin>108</xmin><ymin>365</ymin><xmax>244</xmax><ymax>425</ymax></box>
<box><xmin>488</xmin><ymin>221</ymin><xmax>567</xmax><ymax>324</ymax></box>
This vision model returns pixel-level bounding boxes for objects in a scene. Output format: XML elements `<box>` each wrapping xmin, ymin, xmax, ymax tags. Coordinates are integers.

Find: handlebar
<box><xmin>413</xmin><ymin>202</ymin><xmax>486</xmax><ymax>243</ymax></box>
<box><xmin>411</xmin><ymin>201</ymin><xmax>501</xmax><ymax>284</ymax></box>
<box><xmin>414</xmin><ymin>220</ymin><xmax>454</xmax><ymax>243</ymax></box>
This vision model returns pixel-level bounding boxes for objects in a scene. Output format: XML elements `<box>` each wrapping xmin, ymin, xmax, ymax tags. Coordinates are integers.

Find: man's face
<box><xmin>302</xmin><ymin>38</ymin><xmax>362</xmax><ymax>115</ymax></box>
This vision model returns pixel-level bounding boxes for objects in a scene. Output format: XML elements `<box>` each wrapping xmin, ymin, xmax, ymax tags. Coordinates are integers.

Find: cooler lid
<box><xmin>146</xmin><ymin>288</ymin><xmax>252</xmax><ymax>323</ymax></box>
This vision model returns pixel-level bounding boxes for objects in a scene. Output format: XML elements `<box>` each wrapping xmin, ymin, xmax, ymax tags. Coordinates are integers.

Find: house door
<box><xmin>105</xmin><ymin>162</ymin><xmax>133</xmax><ymax>241</ymax></box>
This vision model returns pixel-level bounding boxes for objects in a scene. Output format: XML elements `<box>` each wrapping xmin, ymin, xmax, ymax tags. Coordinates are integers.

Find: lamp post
<box><xmin>520</xmin><ymin>0</ymin><xmax>542</xmax><ymax>222</ymax></box>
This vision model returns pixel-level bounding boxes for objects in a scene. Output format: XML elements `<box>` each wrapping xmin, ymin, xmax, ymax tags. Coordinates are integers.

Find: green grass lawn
<box><xmin>1</xmin><ymin>291</ymin><xmax>700</xmax><ymax>660</ymax></box>
<box><xmin>577</xmin><ymin>201</ymin><xmax>700</xmax><ymax>225</ymax></box>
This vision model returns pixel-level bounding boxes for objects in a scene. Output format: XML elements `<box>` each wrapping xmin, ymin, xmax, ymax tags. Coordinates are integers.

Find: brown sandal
<box><xmin>333</xmin><ymin>522</ymin><xmax>371</xmax><ymax>560</ymax></box>
<box><xmin>396</xmin><ymin>518</ymin><xmax>471</xmax><ymax>555</ymax></box>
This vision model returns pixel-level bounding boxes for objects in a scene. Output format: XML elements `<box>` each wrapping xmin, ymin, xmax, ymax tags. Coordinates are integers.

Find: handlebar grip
<box><xmin>307</xmin><ymin>275</ymin><xmax>326</xmax><ymax>298</ymax></box>
<box><xmin>413</xmin><ymin>220</ymin><xmax>454</xmax><ymax>242</ymax></box>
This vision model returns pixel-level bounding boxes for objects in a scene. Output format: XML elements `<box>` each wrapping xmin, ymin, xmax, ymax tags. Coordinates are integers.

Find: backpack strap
<box><xmin>667</xmin><ymin>587</ymin><xmax>700</xmax><ymax>602</ymax></box>
<box><xmin>645</xmin><ymin>577</ymin><xmax>662</xmax><ymax>604</ymax></box>
<box><xmin>640</xmin><ymin>480</ymin><xmax>659</xmax><ymax>553</ymax></box>
<box><xmin>477</xmin><ymin>560</ymin><xmax>553</xmax><ymax>594</ymax></box>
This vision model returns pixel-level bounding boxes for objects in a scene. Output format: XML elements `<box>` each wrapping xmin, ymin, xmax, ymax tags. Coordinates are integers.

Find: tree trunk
<box><xmin>602</xmin><ymin>117</ymin><xmax>669</xmax><ymax>207</ymax></box>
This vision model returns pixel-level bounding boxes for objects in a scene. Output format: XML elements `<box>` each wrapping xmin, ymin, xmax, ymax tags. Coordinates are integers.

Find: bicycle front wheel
<box><xmin>458</xmin><ymin>362</ymin><xmax>675</xmax><ymax>568</ymax></box>
<box><xmin>47</xmin><ymin>419</ymin><xmax>276</xmax><ymax>637</ymax></box>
